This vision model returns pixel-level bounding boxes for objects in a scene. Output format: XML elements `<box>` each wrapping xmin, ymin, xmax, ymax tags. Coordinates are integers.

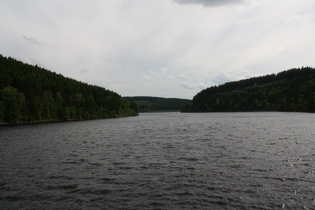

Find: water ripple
<box><xmin>1</xmin><ymin>112</ymin><xmax>315</xmax><ymax>209</ymax></box>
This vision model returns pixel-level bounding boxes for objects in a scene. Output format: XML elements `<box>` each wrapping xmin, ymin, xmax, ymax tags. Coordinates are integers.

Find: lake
<box><xmin>0</xmin><ymin>112</ymin><xmax>315</xmax><ymax>209</ymax></box>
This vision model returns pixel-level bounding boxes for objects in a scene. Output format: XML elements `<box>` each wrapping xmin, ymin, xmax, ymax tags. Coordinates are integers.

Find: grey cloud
<box><xmin>23</xmin><ymin>36</ymin><xmax>40</xmax><ymax>45</ymax></box>
<box><xmin>180</xmin><ymin>83</ymin><xmax>195</xmax><ymax>90</ymax></box>
<box><xmin>212</xmin><ymin>73</ymin><xmax>230</xmax><ymax>85</ymax></box>
<box><xmin>80</xmin><ymin>69</ymin><xmax>89</xmax><ymax>74</ymax></box>
<box><xmin>160</xmin><ymin>87</ymin><xmax>171</xmax><ymax>92</ymax></box>
<box><xmin>174</xmin><ymin>0</ymin><xmax>246</xmax><ymax>7</ymax></box>
<box><xmin>180</xmin><ymin>82</ymin><xmax>206</xmax><ymax>90</ymax></box>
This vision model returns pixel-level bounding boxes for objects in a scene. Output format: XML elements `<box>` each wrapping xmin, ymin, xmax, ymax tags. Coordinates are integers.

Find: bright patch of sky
<box><xmin>1</xmin><ymin>0</ymin><xmax>315</xmax><ymax>99</ymax></box>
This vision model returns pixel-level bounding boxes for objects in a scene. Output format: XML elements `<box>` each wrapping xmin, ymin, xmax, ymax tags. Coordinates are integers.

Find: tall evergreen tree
<box><xmin>0</xmin><ymin>54</ymin><xmax>138</xmax><ymax>124</ymax></box>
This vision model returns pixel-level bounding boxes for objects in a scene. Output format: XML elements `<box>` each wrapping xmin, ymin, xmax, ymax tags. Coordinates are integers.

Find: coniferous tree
<box><xmin>182</xmin><ymin>67</ymin><xmax>315</xmax><ymax>113</ymax></box>
<box><xmin>0</xmin><ymin>54</ymin><xmax>138</xmax><ymax>124</ymax></box>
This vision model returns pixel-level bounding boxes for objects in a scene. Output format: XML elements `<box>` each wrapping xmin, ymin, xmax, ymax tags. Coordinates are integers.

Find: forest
<box><xmin>125</xmin><ymin>96</ymin><xmax>191</xmax><ymax>112</ymax></box>
<box><xmin>0</xmin><ymin>55</ymin><xmax>138</xmax><ymax>124</ymax></box>
<box><xmin>181</xmin><ymin>67</ymin><xmax>315</xmax><ymax>113</ymax></box>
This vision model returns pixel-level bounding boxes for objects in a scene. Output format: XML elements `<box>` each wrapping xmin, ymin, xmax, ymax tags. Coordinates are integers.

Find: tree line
<box><xmin>181</xmin><ymin>67</ymin><xmax>315</xmax><ymax>113</ymax></box>
<box><xmin>0</xmin><ymin>55</ymin><xmax>138</xmax><ymax>124</ymax></box>
<box><xmin>125</xmin><ymin>96</ymin><xmax>191</xmax><ymax>112</ymax></box>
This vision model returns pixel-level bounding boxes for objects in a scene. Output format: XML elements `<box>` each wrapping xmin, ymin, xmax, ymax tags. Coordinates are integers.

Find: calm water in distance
<box><xmin>1</xmin><ymin>112</ymin><xmax>315</xmax><ymax>209</ymax></box>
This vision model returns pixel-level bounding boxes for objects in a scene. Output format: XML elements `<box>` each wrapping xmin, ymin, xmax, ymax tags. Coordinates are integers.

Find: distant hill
<box><xmin>0</xmin><ymin>55</ymin><xmax>138</xmax><ymax>124</ymax></box>
<box><xmin>125</xmin><ymin>96</ymin><xmax>191</xmax><ymax>112</ymax></box>
<box><xmin>182</xmin><ymin>67</ymin><xmax>315</xmax><ymax>113</ymax></box>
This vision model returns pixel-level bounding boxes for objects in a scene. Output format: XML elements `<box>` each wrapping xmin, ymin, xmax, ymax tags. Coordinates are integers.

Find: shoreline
<box><xmin>0</xmin><ymin>114</ymin><xmax>138</xmax><ymax>126</ymax></box>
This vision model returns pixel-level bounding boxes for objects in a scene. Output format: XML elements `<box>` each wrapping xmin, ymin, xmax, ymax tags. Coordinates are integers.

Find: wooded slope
<box><xmin>0</xmin><ymin>55</ymin><xmax>138</xmax><ymax>124</ymax></box>
<box><xmin>125</xmin><ymin>96</ymin><xmax>191</xmax><ymax>112</ymax></box>
<box><xmin>182</xmin><ymin>67</ymin><xmax>315</xmax><ymax>113</ymax></box>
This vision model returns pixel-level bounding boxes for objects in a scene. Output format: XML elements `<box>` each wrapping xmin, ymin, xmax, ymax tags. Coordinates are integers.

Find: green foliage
<box><xmin>0</xmin><ymin>86</ymin><xmax>25</xmax><ymax>123</ymax></box>
<box><xmin>0</xmin><ymin>54</ymin><xmax>138</xmax><ymax>124</ymax></box>
<box><xmin>125</xmin><ymin>96</ymin><xmax>191</xmax><ymax>112</ymax></box>
<box><xmin>182</xmin><ymin>67</ymin><xmax>315</xmax><ymax>113</ymax></box>
<box><xmin>129</xmin><ymin>101</ymin><xmax>139</xmax><ymax>113</ymax></box>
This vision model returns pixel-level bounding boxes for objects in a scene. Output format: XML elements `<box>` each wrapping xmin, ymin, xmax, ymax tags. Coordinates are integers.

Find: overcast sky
<box><xmin>1</xmin><ymin>0</ymin><xmax>315</xmax><ymax>99</ymax></box>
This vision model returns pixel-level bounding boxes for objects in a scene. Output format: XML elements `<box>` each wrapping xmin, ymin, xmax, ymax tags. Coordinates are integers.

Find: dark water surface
<box><xmin>1</xmin><ymin>112</ymin><xmax>315</xmax><ymax>209</ymax></box>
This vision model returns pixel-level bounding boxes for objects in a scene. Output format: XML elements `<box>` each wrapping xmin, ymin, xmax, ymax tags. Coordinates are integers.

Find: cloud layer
<box><xmin>174</xmin><ymin>0</ymin><xmax>246</xmax><ymax>7</ymax></box>
<box><xmin>1</xmin><ymin>0</ymin><xmax>315</xmax><ymax>99</ymax></box>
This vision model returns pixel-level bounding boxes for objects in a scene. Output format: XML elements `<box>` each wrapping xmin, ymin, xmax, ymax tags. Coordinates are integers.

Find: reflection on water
<box><xmin>1</xmin><ymin>112</ymin><xmax>315</xmax><ymax>209</ymax></box>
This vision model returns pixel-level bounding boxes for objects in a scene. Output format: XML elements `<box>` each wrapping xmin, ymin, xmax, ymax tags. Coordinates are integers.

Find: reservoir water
<box><xmin>0</xmin><ymin>112</ymin><xmax>315</xmax><ymax>209</ymax></box>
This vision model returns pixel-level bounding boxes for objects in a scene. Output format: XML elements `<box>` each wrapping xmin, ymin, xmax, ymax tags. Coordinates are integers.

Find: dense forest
<box><xmin>0</xmin><ymin>55</ymin><xmax>138</xmax><ymax>124</ymax></box>
<box><xmin>182</xmin><ymin>67</ymin><xmax>315</xmax><ymax>113</ymax></box>
<box><xmin>125</xmin><ymin>96</ymin><xmax>191</xmax><ymax>112</ymax></box>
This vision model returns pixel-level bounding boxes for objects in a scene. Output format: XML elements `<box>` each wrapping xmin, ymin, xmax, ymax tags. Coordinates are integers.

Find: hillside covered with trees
<box><xmin>0</xmin><ymin>55</ymin><xmax>138</xmax><ymax>124</ymax></box>
<box><xmin>125</xmin><ymin>96</ymin><xmax>191</xmax><ymax>112</ymax></box>
<box><xmin>182</xmin><ymin>67</ymin><xmax>315</xmax><ymax>113</ymax></box>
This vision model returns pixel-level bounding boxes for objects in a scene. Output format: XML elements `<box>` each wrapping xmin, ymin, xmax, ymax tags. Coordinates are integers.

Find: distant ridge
<box><xmin>182</xmin><ymin>67</ymin><xmax>315</xmax><ymax>113</ymax></box>
<box><xmin>125</xmin><ymin>96</ymin><xmax>191</xmax><ymax>112</ymax></box>
<box><xmin>0</xmin><ymin>54</ymin><xmax>138</xmax><ymax>124</ymax></box>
